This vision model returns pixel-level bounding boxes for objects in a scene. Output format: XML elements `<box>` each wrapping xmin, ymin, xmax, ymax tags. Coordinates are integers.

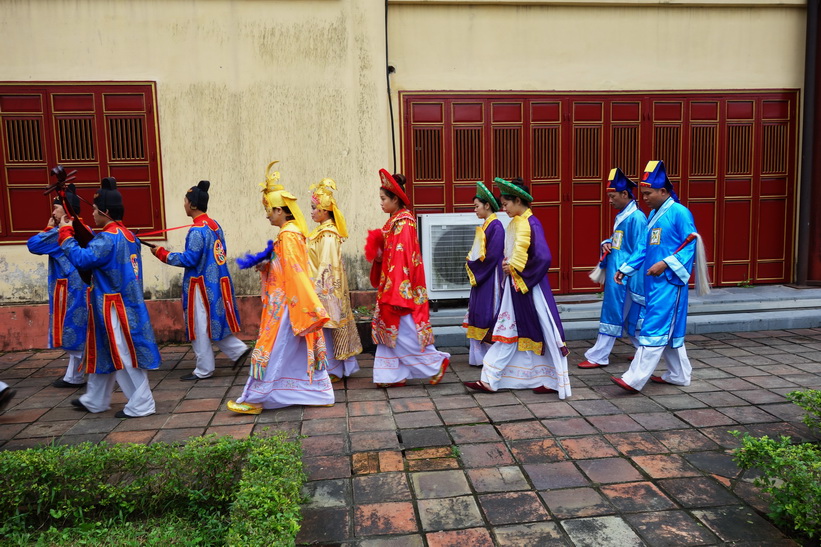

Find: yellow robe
<box><xmin>249</xmin><ymin>221</ymin><xmax>329</xmax><ymax>380</ymax></box>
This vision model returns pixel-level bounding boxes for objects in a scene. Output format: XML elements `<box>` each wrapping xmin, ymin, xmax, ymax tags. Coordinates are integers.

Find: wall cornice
<box><xmin>388</xmin><ymin>0</ymin><xmax>805</xmax><ymax>7</ymax></box>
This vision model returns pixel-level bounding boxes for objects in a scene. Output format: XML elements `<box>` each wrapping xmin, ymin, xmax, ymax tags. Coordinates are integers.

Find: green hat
<box><xmin>494</xmin><ymin>177</ymin><xmax>533</xmax><ymax>203</ymax></box>
<box><xmin>475</xmin><ymin>181</ymin><xmax>500</xmax><ymax>212</ymax></box>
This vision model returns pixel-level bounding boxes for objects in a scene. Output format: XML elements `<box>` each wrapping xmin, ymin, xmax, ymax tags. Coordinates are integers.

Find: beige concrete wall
<box><xmin>0</xmin><ymin>0</ymin><xmax>392</xmax><ymax>303</ymax></box>
<box><xmin>0</xmin><ymin>0</ymin><xmax>809</xmax><ymax>304</ymax></box>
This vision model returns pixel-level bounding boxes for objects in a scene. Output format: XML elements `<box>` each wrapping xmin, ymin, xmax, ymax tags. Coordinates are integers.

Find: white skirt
<box><xmin>238</xmin><ymin>307</ymin><xmax>334</xmax><ymax>409</ymax></box>
<box><xmin>373</xmin><ymin>314</ymin><xmax>450</xmax><ymax>384</ymax></box>
<box><xmin>323</xmin><ymin>328</ymin><xmax>360</xmax><ymax>378</ymax></box>
<box><xmin>481</xmin><ymin>284</ymin><xmax>571</xmax><ymax>398</ymax></box>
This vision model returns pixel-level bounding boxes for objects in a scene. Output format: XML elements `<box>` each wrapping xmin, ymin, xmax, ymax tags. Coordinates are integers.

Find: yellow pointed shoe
<box><xmin>227</xmin><ymin>400</ymin><xmax>263</xmax><ymax>415</ymax></box>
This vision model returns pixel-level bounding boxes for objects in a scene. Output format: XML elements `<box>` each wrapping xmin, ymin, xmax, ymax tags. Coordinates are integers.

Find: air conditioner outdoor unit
<box><xmin>417</xmin><ymin>212</ymin><xmax>511</xmax><ymax>300</ymax></box>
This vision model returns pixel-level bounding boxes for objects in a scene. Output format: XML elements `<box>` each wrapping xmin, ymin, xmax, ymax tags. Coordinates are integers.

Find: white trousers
<box><xmin>621</xmin><ymin>344</ymin><xmax>692</xmax><ymax>391</ymax></box>
<box><xmin>468</xmin><ymin>339</ymin><xmax>491</xmax><ymax>366</ymax></box>
<box><xmin>323</xmin><ymin>329</ymin><xmax>360</xmax><ymax>378</ymax></box>
<box><xmin>63</xmin><ymin>349</ymin><xmax>87</xmax><ymax>384</ymax></box>
<box><xmin>191</xmin><ymin>290</ymin><xmax>248</xmax><ymax>378</ymax></box>
<box><xmin>79</xmin><ymin>307</ymin><xmax>156</xmax><ymax>416</ymax></box>
<box><xmin>584</xmin><ymin>333</ymin><xmax>640</xmax><ymax>366</ymax></box>
<box><xmin>0</xmin><ymin>380</ymin><xmax>8</xmax><ymax>391</ymax></box>
<box><xmin>373</xmin><ymin>315</ymin><xmax>449</xmax><ymax>384</ymax></box>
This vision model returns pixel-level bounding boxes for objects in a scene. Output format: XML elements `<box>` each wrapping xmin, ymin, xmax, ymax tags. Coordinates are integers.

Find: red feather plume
<box><xmin>365</xmin><ymin>229</ymin><xmax>384</xmax><ymax>263</ymax></box>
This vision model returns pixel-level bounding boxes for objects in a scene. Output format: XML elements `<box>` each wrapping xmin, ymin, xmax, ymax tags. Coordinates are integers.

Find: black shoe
<box><xmin>232</xmin><ymin>346</ymin><xmax>253</xmax><ymax>370</ymax></box>
<box><xmin>0</xmin><ymin>387</ymin><xmax>17</xmax><ymax>412</ymax></box>
<box><xmin>180</xmin><ymin>373</ymin><xmax>201</xmax><ymax>381</ymax></box>
<box><xmin>52</xmin><ymin>378</ymin><xmax>87</xmax><ymax>389</ymax></box>
<box><xmin>115</xmin><ymin>410</ymin><xmax>131</xmax><ymax>419</ymax></box>
<box><xmin>71</xmin><ymin>398</ymin><xmax>91</xmax><ymax>412</ymax></box>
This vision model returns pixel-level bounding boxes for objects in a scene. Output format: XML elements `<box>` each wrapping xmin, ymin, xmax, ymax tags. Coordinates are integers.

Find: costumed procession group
<box><xmin>0</xmin><ymin>158</ymin><xmax>710</xmax><ymax>418</ymax></box>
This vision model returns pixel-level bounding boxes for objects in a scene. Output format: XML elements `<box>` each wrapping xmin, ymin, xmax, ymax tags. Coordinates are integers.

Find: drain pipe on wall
<box><xmin>385</xmin><ymin>0</ymin><xmax>397</xmax><ymax>173</ymax></box>
<box><xmin>798</xmin><ymin>0</ymin><xmax>818</xmax><ymax>285</ymax></box>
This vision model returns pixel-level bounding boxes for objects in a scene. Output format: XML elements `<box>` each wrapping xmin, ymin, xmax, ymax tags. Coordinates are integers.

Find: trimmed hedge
<box><xmin>0</xmin><ymin>433</ymin><xmax>305</xmax><ymax>546</ymax></box>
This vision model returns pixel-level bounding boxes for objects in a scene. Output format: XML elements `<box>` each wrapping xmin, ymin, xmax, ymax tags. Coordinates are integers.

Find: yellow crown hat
<box><xmin>309</xmin><ymin>177</ymin><xmax>348</xmax><ymax>238</ymax></box>
<box><xmin>259</xmin><ymin>161</ymin><xmax>308</xmax><ymax>236</ymax></box>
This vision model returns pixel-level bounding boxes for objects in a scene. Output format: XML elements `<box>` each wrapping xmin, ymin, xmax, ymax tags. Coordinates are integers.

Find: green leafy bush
<box><xmin>732</xmin><ymin>389</ymin><xmax>821</xmax><ymax>540</ymax></box>
<box><xmin>0</xmin><ymin>433</ymin><xmax>305</xmax><ymax>546</ymax></box>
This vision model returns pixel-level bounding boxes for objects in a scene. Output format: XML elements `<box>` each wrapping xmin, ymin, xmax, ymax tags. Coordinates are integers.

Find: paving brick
<box><xmin>205</xmin><ymin>423</ymin><xmax>254</xmax><ymax>439</ymax></box>
<box><xmin>496</xmin><ymin>420</ymin><xmax>551</xmax><ymax>440</ymax></box>
<box><xmin>389</xmin><ymin>398</ymin><xmax>435</xmax><ymax>413</ymax></box>
<box><xmin>492</xmin><ymin>522</ymin><xmax>568</xmax><ymax>546</ymax></box>
<box><xmin>104</xmin><ymin>430</ymin><xmax>155</xmax><ymax>444</ymax></box>
<box><xmin>111</xmin><ymin>413</ymin><xmax>169</xmax><ymax>431</ymax></box>
<box><xmin>626</xmin><ymin>510</ymin><xmax>720</xmax><ymax>545</ymax></box>
<box><xmin>438</xmin><ymin>407</ymin><xmax>489</xmax><ymax>425</ymax></box>
<box><xmin>303</xmin><ymin>403</ymin><xmax>347</xmax><ymax>419</ymax></box>
<box><xmin>472</xmin><ymin>391</ymin><xmax>520</xmax><ymax>407</ymax></box>
<box><xmin>467</xmin><ymin>466</ymin><xmax>530</xmax><ymax>493</ymax></box>
<box><xmin>526</xmin><ymin>401</ymin><xmax>580</xmax><ymax>419</ymax></box>
<box><xmin>407</xmin><ymin>457</ymin><xmax>459</xmax><ymax>471</ymax></box>
<box><xmin>448</xmin><ymin>424</ymin><xmax>501</xmax><ymax>444</ymax></box>
<box><xmin>301</xmin><ymin>433</ymin><xmax>347</xmax><ymax>457</ymax></box>
<box><xmin>525</xmin><ymin>461</ymin><xmax>589</xmax><ymax>490</ymax></box>
<box><xmin>653</xmin><ymin>429</ymin><xmax>720</xmax><ymax>452</ymax></box>
<box><xmin>540</xmin><ymin>487</ymin><xmax>615</xmax><ymax>519</ymax></box>
<box><xmin>692</xmin><ymin>506</ymin><xmax>790</xmax><ymax>544</ymax></box>
<box><xmin>298</xmin><ymin>506</ymin><xmax>351</xmax><ymax>544</ymax></box>
<box><xmin>561</xmin><ymin>515</ymin><xmax>644</xmax><ymax>546</ymax></box>
<box><xmin>675</xmin><ymin>408</ymin><xmax>738</xmax><ymax>427</ymax></box>
<box><xmin>631</xmin><ymin>454</ymin><xmax>702</xmax><ymax>479</ymax></box>
<box><xmin>163</xmin><ymin>411</ymin><xmax>213</xmax><ymax>429</ymax></box>
<box><xmin>354</xmin><ymin>472</ymin><xmax>412</xmax><ymax>504</ymax></box>
<box><xmin>719</xmin><ymin>405</ymin><xmax>780</xmax><ymax>424</ymax></box>
<box><xmin>395</xmin><ymin>410</ymin><xmax>443</xmax><ymax>429</ymax></box>
<box><xmin>401</xmin><ymin>427</ymin><xmax>451</xmax><ymax>448</ymax></box>
<box><xmin>17</xmin><ymin>419</ymin><xmax>78</xmax><ymax>438</ymax></box>
<box><xmin>406</xmin><ymin>446</ymin><xmax>452</xmax><ymax>459</ymax></box>
<box><xmin>483</xmin><ymin>404</ymin><xmax>535</xmax><ymax>422</ymax></box>
<box><xmin>418</xmin><ymin>496</ymin><xmax>484</xmax><ymax>531</ymax></box>
<box><xmin>360</xmin><ymin>535</ymin><xmax>425</xmax><ymax>547</ymax></box>
<box><xmin>1</xmin><ymin>407</ymin><xmax>49</xmax><ymax>424</ymax></box>
<box><xmin>560</xmin><ymin>435</ymin><xmax>619</xmax><ymax>459</ymax></box>
<box><xmin>352</xmin><ymin>452</ymin><xmax>380</xmax><ymax>475</ymax></box>
<box><xmin>577</xmin><ymin>457</ymin><xmax>644</xmax><ymax>484</ymax></box>
<box><xmin>630</xmin><ymin>411</ymin><xmax>689</xmax><ymax>431</ymax></box>
<box><xmin>458</xmin><ymin>442</ymin><xmax>514</xmax><ymax>468</ymax></box>
<box><xmin>683</xmin><ymin>451</ymin><xmax>742</xmax><ymax>478</ymax></box>
<box><xmin>355</xmin><ymin>501</ymin><xmax>417</xmax><ymax>536</ymax></box>
<box><xmin>411</xmin><ymin>469</ymin><xmax>472</xmax><ymax>499</ymax></box>
<box><xmin>478</xmin><ymin>491</ymin><xmax>550</xmax><ymax>525</ymax></box>
<box><xmin>151</xmin><ymin>427</ymin><xmax>204</xmax><ymax>443</ymax></box>
<box><xmin>601</xmin><ymin>481</ymin><xmax>677</xmax><ymax>512</ymax></box>
<box><xmin>568</xmin><ymin>399</ymin><xmax>622</xmax><ymax>416</ymax></box>
<box><xmin>426</xmin><ymin>527</ymin><xmax>494</xmax><ymax>547</ymax></box>
<box><xmin>509</xmin><ymin>438</ymin><xmax>565</xmax><ymax>464</ymax></box>
<box><xmin>351</xmin><ymin>430</ymin><xmax>400</xmax><ymax>451</ymax></box>
<box><xmin>542</xmin><ymin>417</ymin><xmax>597</xmax><ymax>437</ymax></box>
<box><xmin>302</xmin><ymin>478</ymin><xmax>352</xmax><ymax>508</ymax></box>
<box><xmin>379</xmin><ymin>450</ymin><xmax>404</xmax><ymax>472</ymax></box>
<box><xmin>302</xmin><ymin>417</ymin><xmax>348</xmax><ymax>435</ymax></box>
<box><xmin>349</xmin><ymin>414</ymin><xmax>395</xmax><ymax>432</ymax></box>
<box><xmin>303</xmin><ymin>455</ymin><xmax>352</xmax><ymax>480</ymax></box>
<box><xmin>174</xmin><ymin>398</ymin><xmax>222</xmax><ymax>413</ymax></box>
<box><xmin>658</xmin><ymin>476</ymin><xmax>739</xmax><ymax>508</ymax></box>
<box><xmin>433</xmin><ymin>394</ymin><xmax>478</xmax><ymax>410</ymax></box>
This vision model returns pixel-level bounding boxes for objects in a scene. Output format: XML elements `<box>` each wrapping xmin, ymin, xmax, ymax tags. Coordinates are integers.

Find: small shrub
<box><xmin>0</xmin><ymin>433</ymin><xmax>304</xmax><ymax>546</ymax></box>
<box><xmin>732</xmin><ymin>389</ymin><xmax>821</xmax><ymax>540</ymax></box>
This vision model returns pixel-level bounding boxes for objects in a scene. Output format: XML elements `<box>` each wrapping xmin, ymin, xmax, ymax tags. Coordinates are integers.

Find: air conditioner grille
<box><xmin>429</xmin><ymin>224</ymin><xmax>475</xmax><ymax>291</ymax></box>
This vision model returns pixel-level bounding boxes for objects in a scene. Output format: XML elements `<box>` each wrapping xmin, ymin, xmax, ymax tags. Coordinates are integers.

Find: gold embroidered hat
<box><xmin>494</xmin><ymin>177</ymin><xmax>533</xmax><ymax>203</ymax></box>
<box><xmin>310</xmin><ymin>177</ymin><xmax>349</xmax><ymax>238</ymax></box>
<box><xmin>260</xmin><ymin>161</ymin><xmax>308</xmax><ymax>236</ymax></box>
<box><xmin>475</xmin><ymin>181</ymin><xmax>500</xmax><ymax>211</ymax></box>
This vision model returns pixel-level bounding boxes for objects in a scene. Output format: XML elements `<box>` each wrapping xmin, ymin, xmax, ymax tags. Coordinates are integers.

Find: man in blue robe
<box><xmin>151</xmin><ymin>180</ymin><xmax>249</xmax><ymax>380</ymax></box>
<box><xmin>612</xmin><ymin>160</ymin><xmax>705</xmax><ymax>393</ymax></box>
<box><xmin>579</xmin><ymin>168</ymin><xmax>646</xmax><ymax>369</ymax></box>
<box><xmin>59</xmin><ymin>177</ymin><xmax>160</xmax><ymax>418</ymax></box>
<box><xmin>27</xmin><ymin>184</ymin><xmax>88</xmax><ymax>388</ymax></box>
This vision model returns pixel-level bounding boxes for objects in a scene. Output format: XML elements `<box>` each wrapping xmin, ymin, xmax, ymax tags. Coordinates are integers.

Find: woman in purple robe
<box><xmin>464</xmin><ymin>177</ymin><xmax>571</xmax><ymax>399</ymax></box>
<box><xmin>462</xmin><ymin>181</ymin><xmax>505</xmax><ymax>366</ymax></box>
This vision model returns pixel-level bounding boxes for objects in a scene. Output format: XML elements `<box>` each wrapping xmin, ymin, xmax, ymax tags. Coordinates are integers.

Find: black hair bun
<box><xmin>197</xmin><ymin>180</ymin><xmax>210</xmax><ymax>192</ymax></box>
<box><xmin>66</xmin><ymin>183</ymin><xmax>77</xmax><ymax>193</ymax></box>
<box><xmin>101</xmin><ymin>177</ymin><xmax>117</xmax><ymax>190</ymax></box>
<box><xmin>392</xmin><ymin>173</ymin><xmax>406</xmax><ymax>190</ymax></box>
<box><xmin>511</xmin><ymin>177</ymin><xmax>526</xmax><ymax>188</ymax></box>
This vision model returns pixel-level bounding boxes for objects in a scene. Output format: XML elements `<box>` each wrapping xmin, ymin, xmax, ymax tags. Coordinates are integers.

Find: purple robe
<box><xmin>506</xmin><ymin>215</ymin><xmax>567</xmax><ymax>354</ymax></box>
<box><xmin>464</xmin><ymin>218</ymin><xmax>504</xmax><ymax>339</ymax></box>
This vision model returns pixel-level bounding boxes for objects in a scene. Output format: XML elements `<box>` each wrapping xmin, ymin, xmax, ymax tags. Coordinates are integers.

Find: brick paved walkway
<box><xmin>1</xmin><ymin>329</ymin><xmax>820</xmax><ymax>545</ymax></box>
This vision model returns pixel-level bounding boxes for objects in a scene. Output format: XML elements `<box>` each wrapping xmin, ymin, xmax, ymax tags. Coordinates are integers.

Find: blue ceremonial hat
<box><xmin>606</xmin><ymin>167</ymin><xmax>636</xmax><ymax>197</ymax></box>
<box><xmin>640</xmin><ymin>160</ymin><xmax>679</xmax><ymax>202</ymax></box>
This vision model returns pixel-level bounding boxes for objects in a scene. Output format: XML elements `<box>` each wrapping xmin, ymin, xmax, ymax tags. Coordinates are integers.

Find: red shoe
<box><xmin>533</xmin><ymin>386</ymin><xmax>557</xmax><ymax>394</ymax></box>
<box><xmin>464</xmin><ymin>380</ymin><xmax>494</xmax><ymax>393</ymax></box>
<box><xmin>430</xmin><ymin>358</ymin><xmax>450</xmax><ymax>385</ymax></box>
<box><xmin>610</xmin><ymin>376</ymin><xmax>639</xmax><ymax>393</ymax></box>
<box><xmin>377</xmin><ymin>380</ymin><xmax>407</xmax><ymax>388</ymax></box>
<box><xmin>577</xmin><ymin>360</ymin><xmax>604</xmax><ymax>369</ymax></box>
<box><xmin>650</xmin><ymin>375</ymin><xmax>672</xmax><ymax>385</ymax></box>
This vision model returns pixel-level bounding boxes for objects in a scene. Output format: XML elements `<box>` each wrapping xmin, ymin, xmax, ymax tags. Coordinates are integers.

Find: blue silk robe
<box><xmin>60</xmin><ymin>223</ymin><xmax>162</xmax><ymax>373</ymax></box>
<box><xmin>27</xmin><ymin>227</ymin><xmax>89</xmax><ymax>351</ymax></box>
<box><xmin>619</xmin><ymin>197</ymin><xmax>697</xmax><ymax>348</ymax></box>
<box><xmin>158</xmin><ymin>215</ymin><xmax>241</xmax><ymax>341</ymax></box>
<box><xmin>597</xmin><ymin>201</ymin><xmax>647</xmax><ymax>337</ymax></box>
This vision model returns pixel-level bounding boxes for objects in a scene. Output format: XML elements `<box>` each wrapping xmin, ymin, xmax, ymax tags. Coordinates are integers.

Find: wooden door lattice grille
<box><xmin>108</xmin><ymin>117</ymin><xmax>145</xmax><ymax>161</ymax></box>
<box><xmin>653</xmin><ymin>125</ymin><xmax>681</xmax><ymax>176</ymax></box>
<box><xmin>532</xmin><ymin>126</ymin><xmax>560</xmax><ymax>179</ymax></box>
<box><xmin>690</xmin><ymin>125</ymin><xmax>716</xmax><ymax>176</ymax></box>
<box><xmin>454</xmin><ymin>128</ymin><xmax>482</xmax><ymax>181</ymax></box>
<box><xmin>727</xmin><ymin>125</ymin><xmax>753</xmax><ymax>175</ymax></box>
<box><xmin>4</xmin><ymin>118</ymin><xmax>43</xmax><ymax>162</ymax></box>
<box><xmin>493</xmin><ymin>127</ymin><xmax>521</xmax><ymax>179</ymax></box>
<box><xmin>762</xmin><ymin>124</ymin><xmax>787</xmax><ymax>175</ymax></box>
<box><xmin>413</xmin><ymin>128</ymin><xmax>443</xmax><ymax>181</ymax></box>
<box><xmin>573</xmin><ymin>126</ymin><xmax>601</xmax><ymax>179</ymax></box>
<box><xmin>58</xmin><ymin>118</ymin><xmax>95</xmax><ymax>161</ymax></box>
<box><xmin>611</xmin><ymin>126</ymin><xmax>639</xmax><ymax>178</ymax></box>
